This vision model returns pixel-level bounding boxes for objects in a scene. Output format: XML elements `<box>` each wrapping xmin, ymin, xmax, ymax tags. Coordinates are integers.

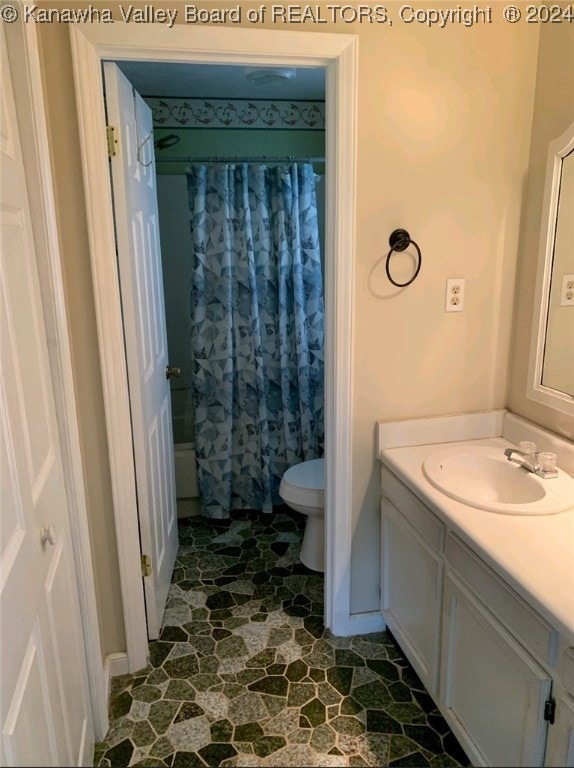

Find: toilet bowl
<box><xmin>279</xmin><ymin>458</ymin><xmax>325</xmax><ymax>572</ymax></box>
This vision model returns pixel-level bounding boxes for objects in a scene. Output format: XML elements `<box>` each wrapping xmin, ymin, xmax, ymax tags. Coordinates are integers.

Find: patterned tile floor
<box><xmin>94</xmin><ymin>510</ymin><xmax>470</xmax><ymax>767</ymax></box>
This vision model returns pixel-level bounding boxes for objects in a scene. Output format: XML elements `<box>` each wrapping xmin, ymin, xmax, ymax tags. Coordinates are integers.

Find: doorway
<box><xmin>106</xmin><ymin>57</ymin><xmax>329</xmax><ymax>639</ymax></box>
<box><xmin>70</xmin><ymin>24</ymin><xmax>357</xmax><ymax>673</ymax></box>
<box><xmin>116</xmin><ymin>59</ymin><xmax>327</xmax><ymax>520</ymax></box>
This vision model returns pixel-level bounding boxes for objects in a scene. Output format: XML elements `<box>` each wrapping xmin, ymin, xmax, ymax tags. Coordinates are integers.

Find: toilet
<box><xmin>279</xmin><ymin>458</ymin><xmax>325</xmax><ymax>572</ymax></box>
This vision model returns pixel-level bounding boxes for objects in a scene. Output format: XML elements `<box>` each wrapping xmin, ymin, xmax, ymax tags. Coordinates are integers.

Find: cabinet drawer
<box><xmin>381</xmin><ymin>466</ymin><xmax>445</xmax><ymax>552</ymax></box>
<box><xmin>446</xmin><ymin>533</ymin><xmax>558</xmax><ymax>666</ymax></box>
<box><xmin>560</xmin><ymin>647</ymin><xmax>574</xmax><ymax>696</ymax></box>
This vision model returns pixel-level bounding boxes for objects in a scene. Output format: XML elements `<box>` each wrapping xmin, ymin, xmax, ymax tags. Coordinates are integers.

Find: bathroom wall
<box><xmin>348</xmin><ymin>17</ymin><xmax>538</xmax><ymax>612</ymax></box>
<box><xmin>507</xmin><ymin>22</ymin><xmax>574</xmax><ymax>440</ymax></box>
<box><xmin>36</xmin><ymin>7</ymin><xmax>540</xmax><ymax>653</ymax></box>
<box><xmin>153</xmin><ymin>126</ymin><xmax>326</xmax><ymax>176</ymax></box>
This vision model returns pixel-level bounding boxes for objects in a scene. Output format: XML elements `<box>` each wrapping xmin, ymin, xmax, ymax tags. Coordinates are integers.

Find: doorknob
<box><xmin>165</xmin><ymin>365</ymin><xmax>181</xmax><ymax>380</ymax></box>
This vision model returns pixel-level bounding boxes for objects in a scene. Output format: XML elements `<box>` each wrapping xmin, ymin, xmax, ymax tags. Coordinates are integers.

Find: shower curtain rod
<box><xmin>155</xmin><ymin>155</ymin><xmax>326</xmax><ymax>164</ymax></box>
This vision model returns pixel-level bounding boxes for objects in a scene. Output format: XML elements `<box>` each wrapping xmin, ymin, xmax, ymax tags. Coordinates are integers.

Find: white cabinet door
<box><xmin>0</xmin><ymin>27</ymin><xmax>93</xmax><ymax>767</ymax></box>
<box><xmin>440</xmin><ymin>572</ymin><xmax>551</xmax><ymax>767</ymax></box>
<box><xmin>381</xmin><ymin>497</ymin><xmax>443</xmax><ymax>695</ymax></box>
<box><xmin>103</xmin><ymin>63</ymin><xmax>179</xmax><ymax>640</ymax></box>
<box><xmin>545</xmin><ymin>693</ymin><xmax>574</xmax><ymax>768</ymax></box>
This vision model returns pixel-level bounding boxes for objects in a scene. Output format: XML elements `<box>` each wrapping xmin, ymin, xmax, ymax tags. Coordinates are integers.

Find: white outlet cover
<box><xmin>445</xmin><ymin>278</ymin><xmax>465</xmax><ymax>312</ymax></box>
<box><xmin>560</xmin><ymin>274</ymin><xmax>574</xmax><ymax>306</ymax></box>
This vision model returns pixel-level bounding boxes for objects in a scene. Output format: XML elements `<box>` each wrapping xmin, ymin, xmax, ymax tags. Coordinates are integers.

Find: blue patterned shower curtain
<box><xmin>187</xmin><ymin>162</ymin><xmax>324</xmax><ymax>519</ymax></box>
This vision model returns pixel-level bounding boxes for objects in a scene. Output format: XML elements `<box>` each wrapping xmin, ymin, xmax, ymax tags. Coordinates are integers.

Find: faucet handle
<box><xmin>538</xmin><ymin>452</ymin><xmax>557</xmax><ymax>473</ymax></box>
<box><xmin>519</xmin><ymin>441</ymin><xmax>537</xmax><ymax>456</ymax></box>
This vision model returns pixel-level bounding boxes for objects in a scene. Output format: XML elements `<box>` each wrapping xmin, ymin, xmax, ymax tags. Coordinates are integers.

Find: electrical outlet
<box><xmin>560</xmin><ymin>274</ymin><xmax>574</xmax><ymax>306</ymax></box>
<box><xmin>445</xmin><ymin>278</ymin><xmax>465</xmax><ymax>312</ymax></box>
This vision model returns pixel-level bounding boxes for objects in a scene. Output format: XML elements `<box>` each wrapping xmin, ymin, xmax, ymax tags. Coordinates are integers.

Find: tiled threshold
<box><xmin>94</xmin><ymin>510</ymin><xmax>470</xmax><ymax>767</ymax></box>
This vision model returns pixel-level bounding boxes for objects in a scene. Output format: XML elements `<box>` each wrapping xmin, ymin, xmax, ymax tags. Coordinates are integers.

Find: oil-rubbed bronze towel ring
<box><xmin>386</xmin><ymin>228</ymin><xmax>422</xmax><ymax>287</ymax></box>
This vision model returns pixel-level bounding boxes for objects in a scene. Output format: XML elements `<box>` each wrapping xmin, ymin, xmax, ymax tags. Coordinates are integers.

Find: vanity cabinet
<box><xmin>441</xmin><ymin>569</ymin><xmax>551</xmax><ymax>766</ymax></box>
<box><xmin>545</xmin><ymin>649</ymin><xmax>574</xmax><ymax>767</ymax></box>
<box><xmin>380</xmin><ymin>466</ymin><xmax>569</xmax><ymax>768</ymax></box>
<box><xmin>546</xmin><ymin>692</ymin><xmax>574</xmax><ymax>767</ymax></box>
<box><xmin>380</xmin><ymin>467</ymin><xmax>445</xmax><ymax>695</ymax></box>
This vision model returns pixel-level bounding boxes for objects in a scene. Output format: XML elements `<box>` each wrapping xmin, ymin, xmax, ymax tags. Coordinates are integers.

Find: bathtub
<box><xmin>174</xmin><ymin>442</ymin><xmax>201</xmax><ymax>518</ymax></box>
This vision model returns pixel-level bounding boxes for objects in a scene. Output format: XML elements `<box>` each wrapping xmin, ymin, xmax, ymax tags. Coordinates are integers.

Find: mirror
<box><xmin>528</xmin><ymin>120</ymin><xmax>574</xmax><ymax>416</ymax></box>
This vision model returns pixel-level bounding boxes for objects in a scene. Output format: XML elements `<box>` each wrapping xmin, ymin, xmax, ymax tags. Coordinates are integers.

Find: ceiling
<box><xmin>115</xmin><ymin>61</ymin><xmax>326</xmax><ymax>101</ymax></box>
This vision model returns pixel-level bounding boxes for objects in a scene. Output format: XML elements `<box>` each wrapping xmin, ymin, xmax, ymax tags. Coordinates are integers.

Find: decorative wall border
<box><xmin>146</xmin><ymin>97</ymin><xmax>325</xmax><ymax>130</ymax></box>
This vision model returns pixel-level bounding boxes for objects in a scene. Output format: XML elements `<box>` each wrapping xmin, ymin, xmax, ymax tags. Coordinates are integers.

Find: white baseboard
<box><xmin>348</xmin><ymin>611</ymin><xmax>386</xmax><ymax>636</ymax></box>
<box><xmin>103</xmin><ymin>652</ymin><xmax>130</xmax><ymax>706</ymax></box>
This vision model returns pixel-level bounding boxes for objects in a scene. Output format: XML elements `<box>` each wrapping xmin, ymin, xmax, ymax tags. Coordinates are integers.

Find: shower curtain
<box><xmin>187</xmin><ymin>162</ymin><xmax>324</xmax><ymax>519</ymax></box>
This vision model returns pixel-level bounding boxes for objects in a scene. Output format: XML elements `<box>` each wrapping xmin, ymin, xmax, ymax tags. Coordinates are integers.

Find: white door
<box><xmin>0</xmin><ymin>28</ymin><xmax>94</xmax><ymax>767</ymax></box>
<box><xmin>103</xmin><ymin>63</ymin><xmax>178</xmax><ymax>639</ymax></box>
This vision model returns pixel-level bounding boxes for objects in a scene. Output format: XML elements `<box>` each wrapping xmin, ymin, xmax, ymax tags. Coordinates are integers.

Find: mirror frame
<box><xmin>527</xmin><ymin>119</ymin><xmax>574</xmax><ymax>416</ymax></box>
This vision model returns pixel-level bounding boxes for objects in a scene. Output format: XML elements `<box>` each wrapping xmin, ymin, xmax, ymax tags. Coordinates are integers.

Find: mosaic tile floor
<box><xmin>94</xmin><ymin>510</ymin><xmax>470</xmax><ymax>767</ymax></box>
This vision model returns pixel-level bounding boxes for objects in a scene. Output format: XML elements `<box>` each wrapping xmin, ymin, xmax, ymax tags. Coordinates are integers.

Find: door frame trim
<box><xmin>5</xmin><ymin>16</ymin><xmax>108</xmax><ymax>737</ymax></box>
<box><xmin>70</xmin><ymin>24</ymin><xmax>357</xmax><ymax>669</ymax></box>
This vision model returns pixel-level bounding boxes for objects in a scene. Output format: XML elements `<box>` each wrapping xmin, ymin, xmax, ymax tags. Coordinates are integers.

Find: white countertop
<box><xmin>380</xmin><ymin>435</ymin><xmax>574</xmax><ymax>646</ymax></box>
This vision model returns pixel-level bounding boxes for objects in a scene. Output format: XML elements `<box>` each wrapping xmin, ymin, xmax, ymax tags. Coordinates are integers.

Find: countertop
<box><xmin>380</xmin><ymin>436</ymin><xmax>574</xmax><ymax>646</ymax></box>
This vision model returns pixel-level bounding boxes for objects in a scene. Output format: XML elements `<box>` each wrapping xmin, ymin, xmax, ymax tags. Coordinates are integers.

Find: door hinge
<box><xmin>106</xmin><ymin>125</ymin><xmax>117</xmax><ymax>158</ymax></box>
<box><xmin>544</xmin><ymin>696</ymin><xmax>556</xmax><ymax>724</ymax></box>
<box><xmin>141</xmin><ymin>554</ymin><xmax>152</xmax><ymax>577</ymax></box>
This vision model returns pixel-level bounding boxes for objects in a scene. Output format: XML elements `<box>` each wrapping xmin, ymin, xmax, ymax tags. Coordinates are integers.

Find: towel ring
<box><xmin>386</xmin><ymin>229</ymin><xmax>422</xmax><ymax>288</ymax></box>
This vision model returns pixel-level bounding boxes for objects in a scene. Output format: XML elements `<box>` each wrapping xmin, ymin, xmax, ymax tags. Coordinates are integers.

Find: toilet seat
<box><xmin>280</xmin><ymin>458</ymin><xmax>325</xmax><ymax>509</ymax></box>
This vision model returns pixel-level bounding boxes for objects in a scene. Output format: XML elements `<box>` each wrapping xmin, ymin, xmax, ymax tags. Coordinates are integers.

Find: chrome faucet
<box><xmin>504</xmin><ymin>445</ymin><xmax>558</xmax><ymax>479</ymax></box>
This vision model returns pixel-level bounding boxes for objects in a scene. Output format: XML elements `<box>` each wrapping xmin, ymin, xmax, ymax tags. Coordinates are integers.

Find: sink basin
<box><xmin>422</xmin><ymin>445</ymin><xmax>574</xmax><ymax>515</ymax></box>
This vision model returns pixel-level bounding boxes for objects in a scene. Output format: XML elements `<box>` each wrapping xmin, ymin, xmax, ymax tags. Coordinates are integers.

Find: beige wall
<box><xmin>349</xmin><ymin>14</ymin><xmax>539</xmax><ymax>611</ymax></box>
<box><xmin>37</xmin><ymin>3</ymin><xmax>542</xmax><ymax>650</ymax></box>
<box><xmin>508</xmin><ymin>22</ymin><xmax>574</xmax><ymax>440</ymax></box>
